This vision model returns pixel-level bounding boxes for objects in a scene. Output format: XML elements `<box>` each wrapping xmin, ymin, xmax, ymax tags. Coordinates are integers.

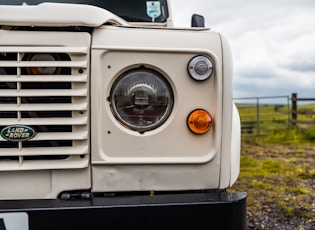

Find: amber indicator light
<box><xmin>187</xmin><ymin>109</ymin><xmax>212</xmax><ymax>134</ymax></box>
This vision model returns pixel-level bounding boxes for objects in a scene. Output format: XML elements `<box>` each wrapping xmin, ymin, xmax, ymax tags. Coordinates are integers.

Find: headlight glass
<box><xmin>110</xmin><ymin>68</ymin><xmax>173</xmax><ymax>132</ymax></box>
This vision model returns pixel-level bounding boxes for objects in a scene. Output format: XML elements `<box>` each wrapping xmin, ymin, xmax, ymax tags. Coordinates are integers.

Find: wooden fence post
<box><xmin>291</xmin><ymin>93</ymin><xmax>297</xmax><ymax>125</ymax></box>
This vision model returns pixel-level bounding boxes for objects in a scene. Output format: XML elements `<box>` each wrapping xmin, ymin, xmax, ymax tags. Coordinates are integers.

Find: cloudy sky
<box><xmin>171</xmin><ymin>0</ymin><xmax>315</xmax><ymax>100</ymax></box>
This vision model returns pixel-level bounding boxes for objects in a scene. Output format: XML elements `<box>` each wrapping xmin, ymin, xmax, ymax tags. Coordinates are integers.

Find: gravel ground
<box><xmin>233</xmin><ymin>143</ymin><xmax>315</xmax><ymax>230</ymax></box>
<box><xmin>247</xmin><ymin>208</ymin><xmax>315</xmax><ymax>230</ymax></box>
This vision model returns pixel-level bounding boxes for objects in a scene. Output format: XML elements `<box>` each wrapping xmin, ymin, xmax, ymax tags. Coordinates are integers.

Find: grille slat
<box><xmin>0</xmin><ymin>88</ymin><xmax>87</xmax><ymax>97</ymax></box>
<box><xmin>0</xmin><ymin>117</ymin><xmax>88</xmax><ymax>126</ymax></box>
<box><xmin>0</xmin><ymin>61</ymin><xmax>88</xmax><ymax>68</ymax></box>
<box><xmin>0</xmin><ymin>46</ymin><xmax>88</xmax><ymax>54</ymax></box>
<box><xmin>0</xmin><ymin>146</ymin><xmax>88</xmax><ymax>156</ymax></box>
<box><xmin>0</xmin><ymin>38</ymin><xmax>90</xmax><ymax>170</ymax></box>
<box><xmin>0</xmin><ymin>103</ymin><xmax>87</xmax><ymax>111</ymax></box>
<box><xmin>32</xmin><ymin>131</ymin><xmax>88</xmax><ymax>141</ymax></box>
<box><xmin>0</xmin><ymin>75</ymin><xmax>88</xmax><ymax>82</ymax></box>
<box><xmin>0</xmin><ymin>132</ymin><xmax>88</xmax><ymax>142</ymax></box>
<box><xmin>0</xmin><ymin>131</ymin><xmax>88</xmax><ymax>142</ymax></box>
<box><xmin>0</xmin><ymin>156</ymin><xmax>89</xmax><ymax>171</ymax></box>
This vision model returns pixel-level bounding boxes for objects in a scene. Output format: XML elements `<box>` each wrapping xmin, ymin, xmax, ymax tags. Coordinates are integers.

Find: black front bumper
<box><xmin>0</xmin><ymin>192</ymin><xmax>246</xmax><ymax>230</ymax></box>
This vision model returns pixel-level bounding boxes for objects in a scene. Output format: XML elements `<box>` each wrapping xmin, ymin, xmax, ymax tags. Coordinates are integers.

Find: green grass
<box><xmin>242</xmin><ymin>125</ymin><xmax>315</xmax><ymax>145</ymax></box>
<box><xmin>229</xmin><ymin>127</ymin><xmax>315</xmax><ymax>219</ymax></box>
<box><xmin>231</xmin><ymin>149</ymin><xmax>315</xmax><ymax>217</ymax></box>
<box><xmin>231</xmin><ymin>103</ymin><xmax>315</xmax><ymax>219</ymax></box>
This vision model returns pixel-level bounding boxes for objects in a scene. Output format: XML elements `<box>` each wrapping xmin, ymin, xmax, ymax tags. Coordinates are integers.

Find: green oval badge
<box><xmin>0</xmin><ymin>125</ymin><xmax>36</xmax><ymax>142</ymax></box>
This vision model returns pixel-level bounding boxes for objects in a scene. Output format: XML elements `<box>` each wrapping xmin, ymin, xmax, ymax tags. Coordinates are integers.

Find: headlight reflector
<box><xmin>110</xmin><ymin>69</ymin><xmax>173</xmax><ymax>132</ymax></box>
<box><xmin>188</xmin><ymin>55</ymin><xmax>213</xmax><ymax>81</ymax></box>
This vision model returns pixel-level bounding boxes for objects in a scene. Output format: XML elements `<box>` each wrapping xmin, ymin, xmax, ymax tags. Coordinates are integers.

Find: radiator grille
<box><xmin>0</xmin><ymin>45</ymin><xmax>89</xmax><ymax>171</ymax></box>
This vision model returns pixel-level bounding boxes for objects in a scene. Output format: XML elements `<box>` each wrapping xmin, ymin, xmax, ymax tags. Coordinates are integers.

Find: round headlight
<box><xmin>188</xmin><ymin>55</ymin><xmax>213</xmax><ymax>81</ymax></box>
<box><xmin>110</xmin><ymin>69</ymin><xmax>173</xmax><ymax>132</ymax></box>
<box><xmin>26</xmin><ymin>53</ymin><xmax>61</xmax><ymax>75</ymax></box>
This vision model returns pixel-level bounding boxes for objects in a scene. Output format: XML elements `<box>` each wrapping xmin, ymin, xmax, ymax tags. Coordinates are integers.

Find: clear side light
<box><xmin>110</xmin><ymin>69</ymin><xmax>174</xmax><ymax>133</ymax></box>
<box><xmin>188</xmin><ymin>55</ymin><xmax>213</xmax><ymax>81</ymax></box>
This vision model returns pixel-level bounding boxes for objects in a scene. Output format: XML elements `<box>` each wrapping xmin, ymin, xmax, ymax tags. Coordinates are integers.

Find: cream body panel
<box><xmin>230</xmin><ymin>103</ymin><xmax>241</xmax><ymax>186</ymax></box>
<box><xmin>91</xmin><ymin>26</ymin><xmax>223</xmax><ymax>164</ymax></box>
<box><xmin>0</xmin><ymin>3</ymin><xmax>127</xmax><ymax>27</ymax></box>
<box><xmin>0</xmin><ymin>29</ymin><xmax>91</xmax><ymax>47</ymax></box>
<box><xmin>90</xmin><ymin>26</ymin><xmax>226</xmax><ymax>191</ymax></box>
<box><xmin>92</xmin><ymin>52</ymin><xmax>220</xmax><ymax>163</ymax></box>
<box><xmin>217</xmin><ymin>35</ymin><xmax>240</xmax><ymax>188</ymax></box>
<box><xmin>0</xmin><ymin>168</ymin><xmax>90</xmax><ymax>199</ymax></box>
<box><xmin>92</xmin><ymin>163</ymin><xmax>220</xmax><ymax>192</ymax></box>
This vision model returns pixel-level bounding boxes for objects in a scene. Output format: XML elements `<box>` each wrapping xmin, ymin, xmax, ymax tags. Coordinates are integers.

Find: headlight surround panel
<box><xmin>91</xmin><ymin>48</ymin><xmax>221</xmax><ymax>163</ymax></box>
<box><xmin>110</xmin><ymin>68</ymin><xmax>174</xmax><ymax>133</ymax></box>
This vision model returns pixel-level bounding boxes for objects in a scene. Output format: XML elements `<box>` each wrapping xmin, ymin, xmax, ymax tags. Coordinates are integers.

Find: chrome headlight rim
<box><xmin>110</xmin><ymin>68</ymin><xmax>174</xmax><ymax>133</ymax></box>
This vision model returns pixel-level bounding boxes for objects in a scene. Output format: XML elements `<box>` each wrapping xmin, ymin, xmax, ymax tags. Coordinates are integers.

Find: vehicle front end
<box><xmin>0</xmin><ymin>1</ymin><xmax>246</xmax><ymax>229</ymax></box>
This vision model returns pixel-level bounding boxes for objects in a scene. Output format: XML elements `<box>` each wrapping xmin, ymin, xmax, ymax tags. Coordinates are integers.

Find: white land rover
<box><xmin>0</xmin><ymin>1</ymin><xmax>245</xmax><ymax>229</ymax></box>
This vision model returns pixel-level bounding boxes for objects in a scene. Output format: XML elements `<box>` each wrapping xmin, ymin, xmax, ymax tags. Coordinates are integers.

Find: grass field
<box><xmin>228</xmin><ymin>109</ymin><xmax>315</xmax><ymax>229</ymax></box>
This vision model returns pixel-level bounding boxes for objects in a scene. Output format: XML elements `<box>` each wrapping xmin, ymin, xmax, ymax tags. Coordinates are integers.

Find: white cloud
<box><xmin>170</xmin><ymin>0</ymin><xmax>315</xmax><ymax>99</ymax></box>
